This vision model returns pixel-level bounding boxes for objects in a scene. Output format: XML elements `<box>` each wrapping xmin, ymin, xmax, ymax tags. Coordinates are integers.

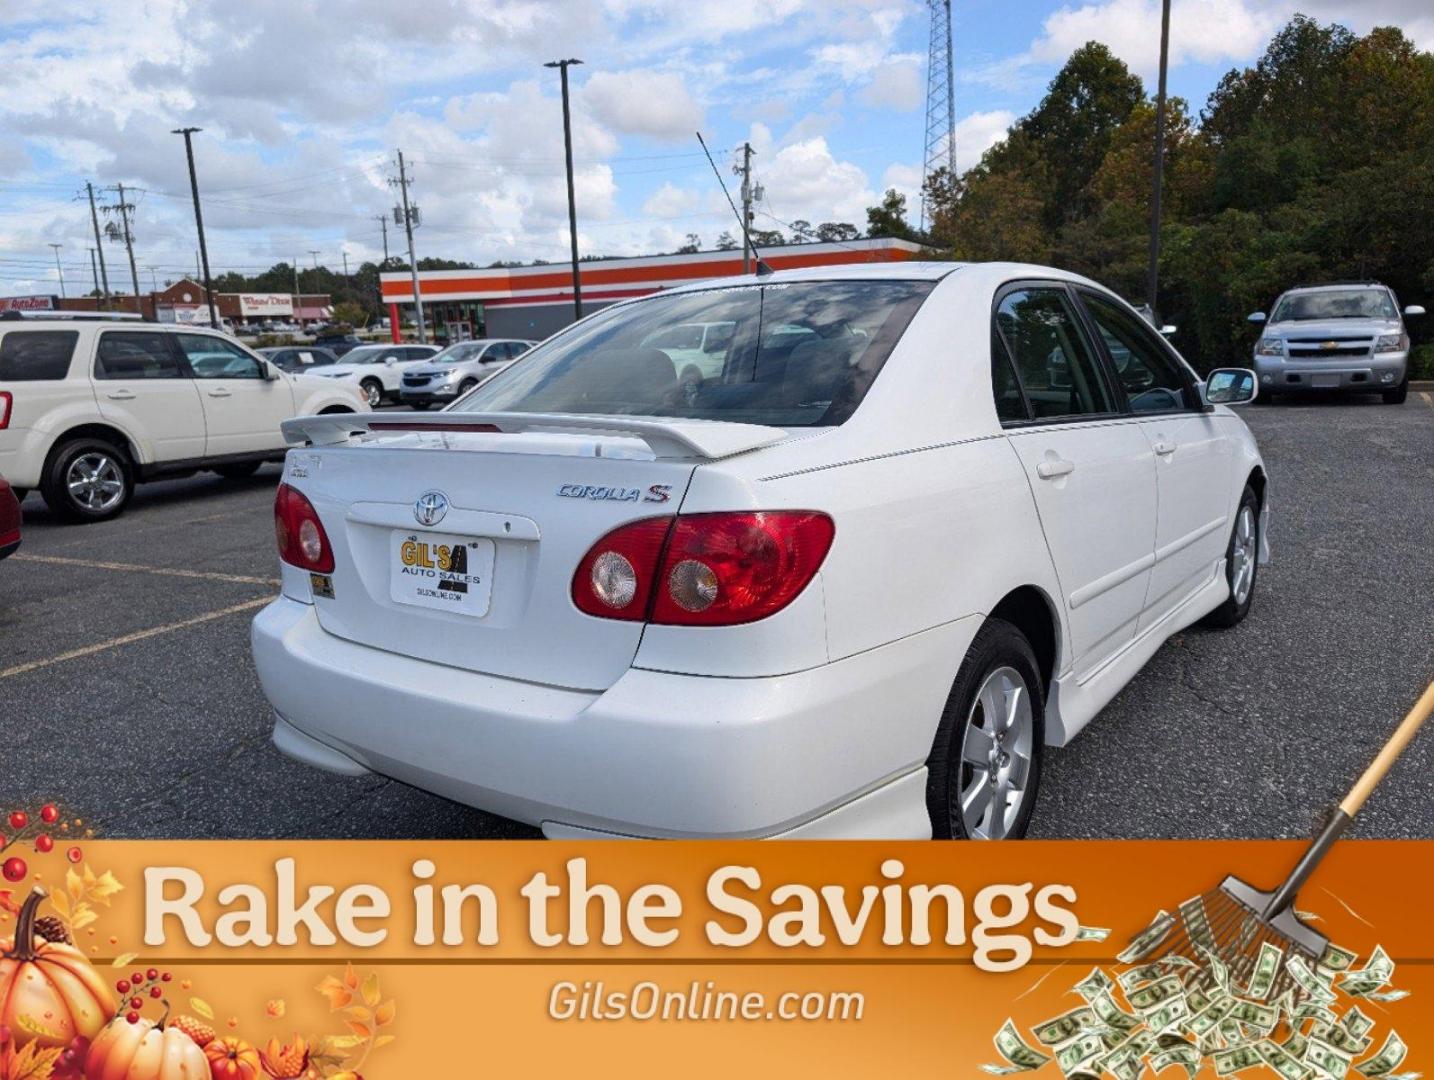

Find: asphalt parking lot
<box><xmin>2</xmin><ymin>393</ymin><xmax>1431</xmax><ymax>840</ymax></box>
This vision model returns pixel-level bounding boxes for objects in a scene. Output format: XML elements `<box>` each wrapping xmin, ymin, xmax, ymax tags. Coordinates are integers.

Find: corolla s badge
<box><xmin>414</xmin><ymin>490</ymin><xmax>450</xmax><ymax>526</ymax></box>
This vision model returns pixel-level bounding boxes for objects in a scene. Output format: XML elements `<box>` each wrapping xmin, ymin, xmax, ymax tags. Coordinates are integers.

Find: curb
<box><xmin>1410</xmin><ymin>380</ymin><xmax>1434</xmax><ymax>391</ymax></box>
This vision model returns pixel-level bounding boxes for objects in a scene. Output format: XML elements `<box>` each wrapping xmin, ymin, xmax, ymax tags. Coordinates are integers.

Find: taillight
<box><xmin>0</xmin><ymin>392</ymin><xmax>11</xmax><ymax>430</ymax></box>
<box><xmin>571</xmin><ymin>511</ymin><xmax>834</xmax><ymax>627</ymax></box>
<box><xmin>274</xmin><ymin>483</ymin><xmax>335</xmax><ymax>573</ymax></box>
<box><xmin>571</xmin><ymin>517</ymin><xmax>674</xmax><ymax>620</ymax></box>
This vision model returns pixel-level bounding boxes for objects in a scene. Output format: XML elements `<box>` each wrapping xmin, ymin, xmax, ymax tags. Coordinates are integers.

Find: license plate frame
<box><xmin>1310</xmin><ymin>373</ymin><xmax>1341</xmax><ymax>389</ymax></box>
<box><xmin>390</xmin><ymin>530</ymin><xmax>496</xmax><ymax>617</ymax></box>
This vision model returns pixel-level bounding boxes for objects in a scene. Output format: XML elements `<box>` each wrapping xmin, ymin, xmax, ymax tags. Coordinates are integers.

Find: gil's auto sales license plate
<box><xmin>390</xmin><ymin>531</ymin><xmax>496</xmax><ymax>617</ymax></box>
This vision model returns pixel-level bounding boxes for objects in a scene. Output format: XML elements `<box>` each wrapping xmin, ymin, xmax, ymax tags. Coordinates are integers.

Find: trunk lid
<box><xmin>281</xmin><ymin>414</ymin><xmax>785</xmax><ymax>691</ymax></box>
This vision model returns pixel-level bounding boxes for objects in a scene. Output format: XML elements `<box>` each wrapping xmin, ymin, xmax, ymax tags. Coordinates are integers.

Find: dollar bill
<box><xmin>1319</xmin><ymin>943</ymin><xmax>1358</xmax><ymax>973</ymax></box>
<box><xmin>1288</xmin><ymin>955</ymin><xmax>1339</xmax><ymax>1005</ymax></box>
<box><xmin>1340</xmin><ymin>947</ymin><xmax>1394</xmax><ymax>997</ymax></box>
<box><xmin>1120</xmin><ymin>962</ymin><xmax>1170</xmax><ymax>992</ymax></box>
<box><xmin>1074</xmin><ymin>967</ymin><xmax>1114</xmax><ymax>1002</ymax></box>
<box><xmin>1246</xmin><ymin>941</ymin><xmax>1284</xmax><ymax>1001</ymax></box>
<box><xmin>1260</xmin><ymin>1039</ymin><xmax>1313</xmax><ymax>1080</ymax></box>
<box><xmin>1146</xmin><ymin>996</ymin><xmax>1191</xmax><ymax>1034</ymax></box>
<box><xmin>1362</xmin><ymin>989</ymin><xmax>1409</xmax><ymax>1003</ymax></box>
<box><xmin>1308</xmin><ymin>1037</ymin><xmax>1354</xmax><ymax>1079</ymax></box>
<box><xmin>1188</xmin><ymin>997</ymin><xmax>1237</xmax><ymax>1038</ymax></box>
<box><xmin>1056</xmin><ymin>1033</ymin><xmax>1106</xmax><ymax>1076</ymax></box>
<box><xmin>1295</xmin><ymin>1001</ymin><xmax>1339</xmax><ymax>1027</ymax></box>
<box><xmin>1033</xmin><ymin>1006</ymin><xmax>1098</xmax><ymax>1047</ymax></box>
<box><xmin>1343</xmin><ymin>1007</ymin><xmax>1376</xmax><ymax>1039</ymax></box>
<box><xmin>1186</xmin><ymin>985</ymin><xmax>1212</xmax><ymax>1015</ymax></box>
<box><xmin>1283</xmin><ymin>1031</ymin><xmax>1309</xmax><ymax>1059</ymax></box>
<box><xmin>1313</xmin><ymin>1021</ymin><xmax>1373</xmax><ymax>1056</ymax></box>
<box><xmin>1128</xmin><ymin>975</ymin><xmax>1185</xmax><ymax>1014</ymax></box>
<box><xmin>1151</xmin><ymin>1044</ymin><xmax>1201</xmax><ymax>1078</ymax></box>
<box><xmin>1228</xmin><ymin>999</ymin><xmax>1278</xmax><ymax>1033</ymax></box>
<box><xmin>1214</xmin><ymin>1044</ymin><xmax>1264</xmax><ymax>1076</ymax></box>
<box><xmin>1118</xmin><ymin>911</ymin><xmax>1176</xmax><ymax>964</ymax></box>
<box><xmin>1199</xmin><ymin>945</ymin><xmax>1232</xmax><ymax>993</ymax></box>
<box><xmin>1179</xmin><ymin>895</ymin><xmax>1217</xmax><ymax>952</ymax></box>
<box><xmin>1091</xmin><ymin>990</ymin><xmax>1141</xmax><ymax>1034</ymax></box>
<box><xmin>1075</xmin><ymin>925</ymin><xmax>1112</xmax><ymax>942</ymax></box>
<box><xmin>1355</xmin><ymin>1032</ymin><xmax>1407</xmax><ymax>1078</ymax></box>
<box><xmin>986</xmin><ymin>1019</ymin><xmax>1053</xmax><ymax>1074</ymax></box>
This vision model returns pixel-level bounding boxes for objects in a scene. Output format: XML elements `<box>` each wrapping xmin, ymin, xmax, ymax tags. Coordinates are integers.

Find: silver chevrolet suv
<box><xmin>1249</xmin><ymin>282</ymin><xmax>1424</xmax><ymax>404</ymax></box>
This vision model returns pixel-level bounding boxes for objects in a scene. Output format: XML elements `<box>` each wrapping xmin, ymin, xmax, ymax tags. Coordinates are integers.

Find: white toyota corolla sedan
<box><xmin>251</xmin><ymin>262</ymin><xmax>1268</xmax><ymax>840</ymax></box>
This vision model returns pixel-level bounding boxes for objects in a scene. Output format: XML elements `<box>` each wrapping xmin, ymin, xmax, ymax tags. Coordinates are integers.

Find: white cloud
<box><xmin>757</xmin><ymin>134</ymin><xmax>876</xmax><ymax>227</ymax></box>
<box><xmin>858</xmin><ymin>55</ymin><xmax>925</xmax><ymax>111</ymax></box>
<box><xmin>954</xmin><ymin>109</ymin><xmax>1016</xmax><ymax>167</ymax></box>
<box><xmin>583</xmin><ymin>70</ymin><xmax>704</xmax><ymax>141</ymax></box>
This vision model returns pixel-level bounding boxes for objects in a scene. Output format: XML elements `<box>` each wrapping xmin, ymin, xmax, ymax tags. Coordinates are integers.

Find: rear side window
<box><xmin>994</xmin><ymin>287</ymin><xmax>1114</xmax><ymax>420</ymax></box>
<box><xmin>990</xmin><ymin>327</ymin><xmax>1028</xmax><ymax>423</ymax></box>
<box><xmin>0</xmin><ymin>331</ymin><xmax>79</xmax><ymax>381</ymax></box>
<box><xmin>95</xmin><ymin>332</ymin><xmax>185</xmax><ymax>379</ymax></box>
<box><xmin>1079</xmin><ymin>291</ymin><xmax>1194</xmax><ymax>413</ymax></box>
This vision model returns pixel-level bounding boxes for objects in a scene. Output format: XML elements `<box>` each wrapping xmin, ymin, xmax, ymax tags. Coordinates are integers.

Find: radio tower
<box><xmin>920</xmin><ymin>0</ymin><xmax>956</xmax><ymax>232</ymax></box>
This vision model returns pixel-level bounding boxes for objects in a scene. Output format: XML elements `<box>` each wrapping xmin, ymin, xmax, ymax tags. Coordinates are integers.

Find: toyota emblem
<box><xmin>414</xmin><ymin>490</ymin><xmax>449</xmax><ymax>527</ymax></box>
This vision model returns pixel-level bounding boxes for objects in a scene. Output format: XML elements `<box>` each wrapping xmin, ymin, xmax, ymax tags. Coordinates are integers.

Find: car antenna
<box><xmin>697</xmin><ymin>131</ymin><xmax>773</xmax><ymax>277</ymax></box>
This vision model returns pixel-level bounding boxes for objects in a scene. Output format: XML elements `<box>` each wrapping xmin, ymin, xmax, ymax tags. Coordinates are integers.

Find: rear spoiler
<box><xmin>280</xmin><ymin>411</ymin><xmax>789</xmax><ymax>461</ymax></box>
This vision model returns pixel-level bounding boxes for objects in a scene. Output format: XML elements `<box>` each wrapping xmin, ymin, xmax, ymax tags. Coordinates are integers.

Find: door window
<box><xmin>990</xmin><ymin>327</ymin><xmax>1028</xmax><ymax>423</ymax></box>
<box><xmin>994</xmin><ymin>287</ymin><xmax>1113</xmax><ymax>419</ymax></box>
<box><xmin>0</xmin><ymin>331</ymin><xmax>79</xmax><ymax>380</ymax></box>
<box><xmin>95</xmin><ymin>332</ymin><xmax>185</xmax><ymax>379</ymax></box>
<box><xmin>1079</xmin><ymin>291</ymin><xmax>1194</xmax><ymax>413</ymax></box>
<box><xmin>175</xmin><ymin>334</ymin><xmax>265</xmax><ymax>379</ymax></box>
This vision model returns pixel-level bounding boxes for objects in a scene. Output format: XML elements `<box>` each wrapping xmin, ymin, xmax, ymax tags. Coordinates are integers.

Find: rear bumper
<box><xmin>1254</xmin><ymin>354</ymin><xmax>1406</xmax><ymax>393</ymax></box>
<box><xmin>251</xmin><ymin>597</ymin><xmax>971</xmax><ymax>838</ymax></box>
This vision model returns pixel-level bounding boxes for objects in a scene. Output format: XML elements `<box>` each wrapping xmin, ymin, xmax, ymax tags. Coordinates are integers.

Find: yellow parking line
<box><xmin>0</xmin><ymin>596</ymin><xmax>272</xmax><ymax>680</ymax></box>
<box><xmin>12</xmin><ymin>552</ymin><xmax>279</xmax><ymax>586</ymax></box>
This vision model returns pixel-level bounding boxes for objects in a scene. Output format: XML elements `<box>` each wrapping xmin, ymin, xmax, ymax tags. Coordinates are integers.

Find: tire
<box><xmin>1203</xmin><ymin>484</ymin><xmax>1259</xmax><ymax>628</ymax></box>
<box><xmin>1382</xmin><ymin>378</ymin><xmax>1408</xmax><ymax>405</ymax></box>
<box><xmin>457</xmin><ymin>378</ymin><xmax>478</xmax><ymax>397</ymax></box>
<box><xmin>926</xmin><ymin>618</ymin><xmax>1045</xmax><ymax>840</ymax></box>
<box><xmin>40</xmin><ymin>438</ymin><xmax>134</xmax><ymax>523</ymax></box>
<box><xmin>212</xmin><ymin>462</ymin><xmax>261</xmax><ymax>480</ymax></box>
<box><xmin>360</xmin><ymin>378</ymin><xmax>384</xmax><ymax>409</ymax></box>
<box><xmin>1254</xmin><ymin>391</ymin><xmax>1276</xmax><ymax>405</ymax></box>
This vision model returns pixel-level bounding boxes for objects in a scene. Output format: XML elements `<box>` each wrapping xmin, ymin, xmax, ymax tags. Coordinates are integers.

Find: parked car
<box><xmin>398</xmin><ymin>339</ymin><xmax>536</xmax><ymax>408</ymax></box>
<box><xmin>0</xmin><ymin>474</ymin><xmax>20</xmax><ymax>559</ymax></box>
<box><xmin>640</xmin><ymin>321</ymin><xmax>735</xmax><ymax>382</ymax></box>
<box><xmin>312</xmin><ymin>332</ymin><xmax>365</xmax><ymax>357</ymax></box>
<box><xmin>312</xmin><ymin>343</ymin><xmax>441</xmax><ymax>407</ymax></box>
<box><xmin>259</xmin><ymin>346</ymin><xmax>341</xmax><ymax>373</ymax></box>
<box><xmin>0</xmin><ymin>317</ymin><xmax>366</xmax><ymax>522</ymax></box>
<box><xmin>252</xmin><ymin>262</ymin><xmax>1267</xmax><ymax>840</ymax></box>
<box><xmin>1249</xmin><ymin>281</ymin><xmax>1425</xmax><ymax>404</ymax></box>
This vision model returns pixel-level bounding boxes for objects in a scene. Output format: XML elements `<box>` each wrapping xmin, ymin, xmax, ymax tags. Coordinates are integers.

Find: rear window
<box><xmin>458</xmin><ymin>280</ymin><xmax>933</xmax><ymax>427</ymax></box>
<box><xmin>0</xmin><ymin>330</ymin><xmax>79</xmax><ymax>381</ymax></box>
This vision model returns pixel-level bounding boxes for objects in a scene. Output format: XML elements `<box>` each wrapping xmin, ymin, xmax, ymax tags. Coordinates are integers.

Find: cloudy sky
<box><xmin>1</xmin><ymin>0</ymin><xmax>1430</xmax><ymax>297</ymax></box>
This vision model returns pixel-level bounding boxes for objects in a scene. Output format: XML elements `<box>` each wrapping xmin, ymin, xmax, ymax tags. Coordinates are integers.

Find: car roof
<box><xmin>1279</xmin><ymin>282</ymin><xmax>1389</xmax><ymax>294</ymax></box>
<box><xmin>648</xmin><ymin>260</ymin><xmax>1118</xmax><ymax>300</ymax></box>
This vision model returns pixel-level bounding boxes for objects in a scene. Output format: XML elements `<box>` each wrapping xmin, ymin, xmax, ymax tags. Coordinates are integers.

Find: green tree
<box><xmin>865</xmin><ymin>188</ymin><xmax>915</xmax><ymax>239</ymax></box>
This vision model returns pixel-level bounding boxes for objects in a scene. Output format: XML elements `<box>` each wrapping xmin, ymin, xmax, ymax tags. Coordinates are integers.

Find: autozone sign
<box><xmin>0</xmin><ymin>295</ymin><xmax>57</xmax><ymax>311</ymax></box>
<box><xmin>239</xmin><ymin>293</ymin><xmax>294</xmax><ymax>316</ymax></box>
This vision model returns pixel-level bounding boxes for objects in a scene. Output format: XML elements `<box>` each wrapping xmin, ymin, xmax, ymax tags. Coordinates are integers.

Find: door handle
<box><xmin>206</xmin><ymin>387</ymin><xmax>232</xmax><ymax>398</ymax></box>
<box><xmin>1036</xmin><ymin>457</ymin><xmax>1075</xmax><ymax>480</ymax></box>
<box><xmin>1153</xmin><ymin>441</ymin><xmax>1177</xmax><ymax>456</ymax></box>
<box><xmin>105</xmin><ymin>390</ymin><xmax>136</xmax><ymax>400</ymax></box>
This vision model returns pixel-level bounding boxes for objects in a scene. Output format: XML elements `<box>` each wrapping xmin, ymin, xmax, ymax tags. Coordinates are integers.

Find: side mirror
<box><xmin>263</xmin><ymin>362</ymin><xmax>280</xmax><ymax>381</ymax></box>
<box><xmin>384</xmin><ymin>356</ymin><xmax>397</xmax><ymax>366</ymax></box>
<box><xmin>1404</xmin><ymin>304</ymin><xmax>1426</xmax><ymax>317</ymax></box>
<box><xmin>1205</xmin><ymin>368</ymin><xmax>1257</xmax><ymax>406</ymax></box>
<box><xmin>1159</xmin><ymin>325</ymin><xmax>1177</xmax><ymax>336</ymax></box>
<box><xmin>1247</xmin><ymin>312</ymin><xmax>1267</xmax><ymax>324</ymax></box>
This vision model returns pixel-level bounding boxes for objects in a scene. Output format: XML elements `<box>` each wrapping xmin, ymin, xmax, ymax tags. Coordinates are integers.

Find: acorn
<box><xmin>33</xmin><ymin>914</ymin><xmax>71</xmax><ymax>944</ymax></box>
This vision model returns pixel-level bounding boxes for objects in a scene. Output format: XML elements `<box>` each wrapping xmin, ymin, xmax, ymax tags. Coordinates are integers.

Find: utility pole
<box><xmin>88</xmin><ymin>248</ymin><xmax>100</xmax><ymax>300</ymax></box>
<box><xmin>292</xmin><ymin>258</ymin><xmax>299</xmax><ymax>298</ymax></box>
<box><xmin>390</xmin><ymin>149</ymin><xmax>427</xmax><ymax>342</ymax></box>
<box><xmin>1146</xmin><ymin>0</ymin><xmax>1171</xmax><ymax>317</ymax></box>
<box><xmin>342</xmin><ymin>252</ymin><xmax>350</xmax><ymax>280</ymax></box>
<box><xmin>48</xmin><ymin>244</ymin><xmax>65</xmax><ymax>298</ymax></box>
<box><xmin>309</xmin><ymin>250</ymin><xmax>321</xmax><ymax>272</ymax></box>
<box><xmin>103</xmin><ymin>182</ymin><xmax>142</xmax><ymax>305</ymax></box>
<box><xmin>145</xmin><ymin>266</ymin><xmax>159</xmax><ymax>292</ymax></box>
<box><xmin>374</xmin><ymin>215</ymin><xmax>390</xmax><ymax>263</ymax></box>
<box><xmin>171</xmin><ymin>127</ymin><xmax>219</xmax><ymax>329</ymax></box>
<box><xmin>738</xmin><ymin>142</ymin><xmax>754</xmax><ymax>274</ymax></box>
<box><xmin>85</xmin><ymin>182</ymin><xmax>112</xmax><ymax>308</ymax></box>
<box><xmin>545</xmin><ymin>58</ymin><xmax>584</xmax><ymax>320</ymax></box>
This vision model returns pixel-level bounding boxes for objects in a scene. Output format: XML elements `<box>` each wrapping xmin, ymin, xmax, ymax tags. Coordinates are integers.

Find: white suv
<box><xmin>0</xmin><ymin>316</ymin><xmax>366</xmax><ymax>522</ymax></box>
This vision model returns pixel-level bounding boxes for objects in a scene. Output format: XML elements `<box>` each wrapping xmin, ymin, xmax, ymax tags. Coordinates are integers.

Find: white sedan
<box><xmin>252</xmin><ymin>262</ymin><xmax>1268</xmax><ymax>840</ymax></box>
<box><xmin>312</xmin><ymin>343</ymin><xmax>441</xmax><ymax>407</ymax></box>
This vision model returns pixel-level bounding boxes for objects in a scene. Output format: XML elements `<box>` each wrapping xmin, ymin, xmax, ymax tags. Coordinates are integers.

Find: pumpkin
<box><xmin>204</xmin><ymin>1036</ymin><xmax>262</xmax><ymax>1080</ymax></box>
<box><xmin>85</xmin><ymin>1014</ymin><xmax>209</xmax><ymax>1080</ymax></box>
<box><xmin>0</xmin><ymin>887</ymin><xmax>115</xmax><ymax>1050</ymax></box>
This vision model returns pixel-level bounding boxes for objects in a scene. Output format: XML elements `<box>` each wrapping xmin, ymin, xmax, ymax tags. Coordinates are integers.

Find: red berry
<box><xmin>129</xmin><ymin>997</ymin><xmax>143</xmax><ymax>1010</ymax></box>
<box><xmin>1</xmin><ymin>857</ymin><xmax>26</xmax><ymax>882</ymax></box>
<box><xmin>131</xmin><ymin>972</ymin><xmax>143</xmax><ymax>986</ymax></box>
<box><xmin>8</xmin><ymin>811</ymin><xmax>27</xmax><ymax>831</ymax></box>
<box><xmin>161</xmin><ymin>972</ymin><xmax>172</xmax><ymax>982</ymax></box>
<box><xmin>150</xmin><ymin>986</ymin><xmax>162</xmax><ymax>999</ymax></box>
<box><xmin>66</xmin><ymin>846</ymin><xmax>82</xmax><ymax>864</ymax></box>
<box><xmin>40</xmin><ymin>805</ymin><xmax>59</xmax><ymax>824</ymax></box>
<box><xmin>35</xmin><ymin>835</ymin><xmax>53</xmax><ymax>853</ymax></box>
<box><xmin>116</xmin><ymin>980</ymin><xmax>130</xmax><ymax>994</ymax></box>
<box><xmin>126</xmin><ymin>1012</ymin><xmax>139</xmax><ymax>1025</ymax></box>
<box><xmin>146</xmin><ymin>968</ymin><xmax>159</xmax><ymax>981</ymax></box>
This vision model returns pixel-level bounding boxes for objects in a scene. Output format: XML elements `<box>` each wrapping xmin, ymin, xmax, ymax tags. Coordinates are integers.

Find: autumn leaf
<box><xmin>315</xmin><ymin>976</ymin><xmax>353</xmax><ymax>1011</ymax></box>
<box><xmin>65</xmin><ymin>868</ymin><xmax>83</xmax><ymax>904</ymax></box>
<box><xmin>86</xmin><ymin>869</ymin><xmax>124</xmax><ymax>905</ymax></box>
<box><xmin>342</xmin><ymin>963</ymin><xmax>359</xmax><ymax>990</ymax></box>
<box><xmin>320</xmin><ymin>1035</ymin><xmax>365</xmax><ymax>1053</ymax></box>
<box><xmin>0</xmin><ymin>890</ymin><xmax>19</xmax><ymax>917</ymax></box>
<box><xmin>190</xmin><ymin>997</ymin><xmax>215</xmax><ymax>1021</ymax></box>
<box><xmin>111</xmin><ymin>952</ymin><xmax>138</xmax><ymax>968</ymax></box>
<box><xmin>342</xmin><ymin>1006</ymin><xmax>371</xmax><ymax>1025</ymax></box>
<box><xmin>45</xmin><ymin>892</ymin><xmax>69</xmax><ymax>920</ymax></box>
<box><xmin>360</xmin><ymin>972</ymin><xmax>381</xmax><ymax>1008</ymax></box>
<box><xmin>2</xmin><ymin>1041</ymin><xmax>64</xmax><ymax>1080</ymax></box>
<box><xmin>373</xmin><ymin>1000</ymin><xmax>395</xmax><ymax>1027</ymax></box>
<box><xmin>71</xmin><ymin>908</ymin><xmax>98</xmax><ymax>931</ymax></box>
<box><xmin>265</xmin><ymin>999</ymin><xmax>286</xmax><ymax>1019</ymax></box>
<box><xmin>344</xmin><ymin>1020</ymin><xmax>372</xmax><ymax>1040</ymax></box>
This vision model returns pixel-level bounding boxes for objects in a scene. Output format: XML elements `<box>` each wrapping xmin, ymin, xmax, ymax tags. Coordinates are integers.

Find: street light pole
<box><xmin>48</xmin><ymin>244</ymin><xmax>65</xmax><ymax>299</ymax></box>
<box><xmin>545</xmin><ymin>58</ymin><xmax>584</xmax><ymax>321</ymax></box>
<box><xmin>1145</xmin><ymin>0</ymin><xmax>1171</xmax><ymax>318</ymax></box>
<box><xmin>171</xmin><ymin>127</ymin><xmax>220</xmax><ymax>329</ymax></box>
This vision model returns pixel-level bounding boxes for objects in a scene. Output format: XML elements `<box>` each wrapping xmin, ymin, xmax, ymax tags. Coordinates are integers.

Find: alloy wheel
<box><xmin>363</xmin><ymin>382</ymin><xmax>382</xmax><ymax>408</ymax></box>
<box><xmin>66</xmin><ymin>451</ymin><xmax>125</xmax><ymax>513</ymax></box>
<box><xmin>1230</xmin><ymin>503</ymin><xmax>1256</xmax><ymax>605</ymax></box>
<box><xmin>956</xmin><ymin>666</ymin><xmax>1035</xmax><ymax>839</ymax></box>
